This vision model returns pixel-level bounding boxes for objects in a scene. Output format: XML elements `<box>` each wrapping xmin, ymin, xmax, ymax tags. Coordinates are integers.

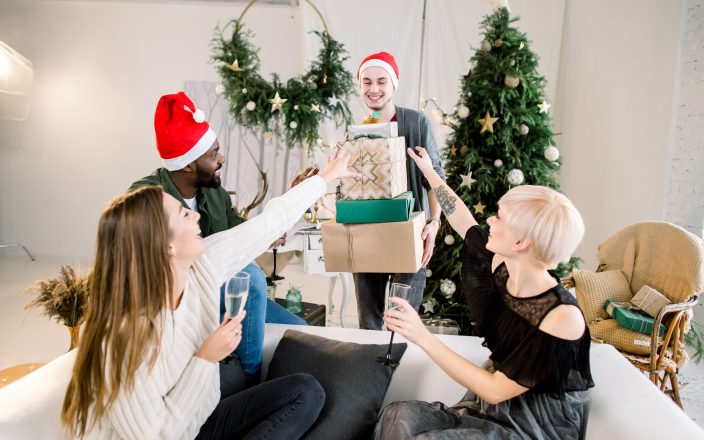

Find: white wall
<box><xmin>0</xmin><ymin>0</ymin><xmax>302</xmax><ymax>257</ymax></box>
<box><xmin>666</xmin><ymin>0</ymin><xmax>704</xmax><ymax>238</ymax></box>
<box><xmin>1</xmin><ymin>0</ymin><xmax>696</xmax><ymax>268</ymax></box>
<box><xmin>555</xmin><ymin>0</ymin><xmax>684</xmax><ymax>269</ymax></box>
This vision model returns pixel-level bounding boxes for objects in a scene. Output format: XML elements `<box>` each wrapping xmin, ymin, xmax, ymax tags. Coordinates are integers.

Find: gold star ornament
<box><xmin>473</xmin><ymin>202</ymin><xmax>486</xmax><ymax>214</ymax></box>
<box><xmin>269</xmin><ymin>92</ymin><xmax>287</xmax><ymax>113</ymax></box>
<box><xmin>310</xmin><ymin>103</ymin><xmax>321</xmax><ymax>113</ymax></box>
<box><xmin>479</xmin><ymin>111</ymin><xmax>499</xmax><ymax>134</ymax></box>
<box><xmin>226</xmin><ymin>59</ymin><xmax>245</xmax><ymax>73</ymax></box>
<box><xmin>450</xmin><ymin>145</ymin><xmax>457</xmax><ymax>156</ymax></box>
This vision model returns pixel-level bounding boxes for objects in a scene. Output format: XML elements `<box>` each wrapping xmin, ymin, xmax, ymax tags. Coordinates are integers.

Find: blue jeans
<box><xmin>221</xmin><ymin>263</ymin><xmax>306</xmax><ymax>379</ymax></box>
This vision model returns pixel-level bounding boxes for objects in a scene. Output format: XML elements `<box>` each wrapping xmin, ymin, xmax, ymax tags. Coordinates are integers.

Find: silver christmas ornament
<box><xmin>426</xmin><ymin>268</ymin><xmax>433</xmax><ymax>277</ymax></box>
<box><xmin>519</xmin><ymin>124</ymin><xmax>529</xmax><ymax>135</ymax></box>
<box><xmin>457</xmin><ymin>105</ymin><xmax>470</xmax><ymax>118</ymax></box>
<box><xmin>544</xmin><ymin>146</ymin><xmax>560</xmax><ymax>162</ymax></box>
<box><xmin>440</xmin><ymin>279</ymin><xmax>457</xmax><ymax>298</ymax></box>
<box><xmin>289</xmin><ymin>121</ymin><xmax>298</xmax><ymax>129</ymax></box>
<box><xmin>245</xmin><ymin>101</ymin><xmax>256</xmax><ymax>111</ymax></box>
<box><xmin>507</xmin><ymin>168</ymin><xmax>525</xmax><ymax>186</ymax></box>
<box><xmin>494</xmin><ymin>159</ymin><xmax>504</xmax><ymax>167</ymax></box>
<box><xmin>444</xmin><ymin>235</ymin><xmax>456</xmax><ymax>245</ymax></box>
<box><xmin>241</xmin><ymin>88</ymin><xmax>248</xmax><ymax>94</ymax></box>
<box><xmin>480</xmin><ymin>40</ymin><xmax>492</xmax><ymax>52</ymax></box>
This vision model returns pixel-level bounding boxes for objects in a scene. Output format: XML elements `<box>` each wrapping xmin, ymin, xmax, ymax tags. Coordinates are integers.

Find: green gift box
<box><xmin>604</xmin><ymin>299</ymin><xmax>665</xmax><ymax>337</ymax></box>
<box><xmin>335</xmin><ymin>192</ymin><xmax>414</xmax><ymax>224</ymax></box>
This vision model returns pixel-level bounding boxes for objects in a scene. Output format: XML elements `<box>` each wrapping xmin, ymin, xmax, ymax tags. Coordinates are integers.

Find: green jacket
<box><xmin>128</xmin><ymin>168</ymin><xmax>244</xmax><ymax>237</ymax></box>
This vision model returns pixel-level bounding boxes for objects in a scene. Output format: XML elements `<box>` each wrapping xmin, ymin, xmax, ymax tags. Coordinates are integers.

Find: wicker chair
<box><xmin>564</xmin><ymin>221</ymin><xmax>703</xmax><ymax>407</ymax></box>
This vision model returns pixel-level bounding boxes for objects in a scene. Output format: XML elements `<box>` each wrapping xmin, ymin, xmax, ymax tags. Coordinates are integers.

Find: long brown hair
<box><xmin>61</xmin><ymin>186</ymin><xmax>174</xmax><ymax>437</ymax></box>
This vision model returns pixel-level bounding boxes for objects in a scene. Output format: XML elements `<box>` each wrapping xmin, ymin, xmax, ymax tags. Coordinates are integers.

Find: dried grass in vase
<box><xmin>25</xmin><ymin>265</ymin><xmax>90</xmax><ymax>328</ymax></box>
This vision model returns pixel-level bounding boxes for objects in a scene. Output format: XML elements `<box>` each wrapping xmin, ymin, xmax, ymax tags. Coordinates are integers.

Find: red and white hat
<box><xmin>154</xmin><ymin>91</ymin><xmax>216</xmax><ymax>171</ymax></box>
<box><xmin>357</xmin><ymin>52</ymin><xmax>399</xmax><ymax>88</ymax></box>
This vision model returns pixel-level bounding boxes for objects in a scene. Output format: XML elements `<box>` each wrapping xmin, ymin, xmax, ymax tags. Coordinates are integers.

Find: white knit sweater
<box><xmin>86</xmin><ymin>176</ymin><xmax>327</xmax><ymax>440</ymax></box>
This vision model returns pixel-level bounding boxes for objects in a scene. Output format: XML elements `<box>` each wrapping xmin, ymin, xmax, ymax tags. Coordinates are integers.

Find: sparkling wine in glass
<box><xmin>376</xmin><ymin>282</ymin><xmax>412</xmax><ymax>367</ymax></box>
<box><xmin>225</xmin><ymin>272</ymin><xmax>250</xmax><ymax>318</ymax></box>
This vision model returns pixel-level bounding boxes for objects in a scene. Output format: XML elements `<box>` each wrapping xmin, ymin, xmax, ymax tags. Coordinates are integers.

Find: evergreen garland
<box><xmin>423</xmin><ymin>8</ymin><xmax>580</xmax><ymax>334</ymax></box>
<box><xmin>211</xmin><ymin>22</ymin><xmax>355</xmax><ymax>147</ymax></box>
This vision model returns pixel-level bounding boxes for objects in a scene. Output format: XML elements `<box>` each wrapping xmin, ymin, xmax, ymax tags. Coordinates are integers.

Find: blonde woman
<box><xmin>61</xmin><ymin>151</ymin><xmax>355</xmax><ymax>439</ymax></box>
<box><xmin>375</xmin><ymin>147</ymin><xmax>593</xmax><ymax>439</ymax></box>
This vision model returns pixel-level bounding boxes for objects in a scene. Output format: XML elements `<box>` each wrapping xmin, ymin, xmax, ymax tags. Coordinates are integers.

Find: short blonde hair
<box><xmin>499</xmin><ymin>185</ymin><xmax>585</xmax><ymax>268</ymax></box>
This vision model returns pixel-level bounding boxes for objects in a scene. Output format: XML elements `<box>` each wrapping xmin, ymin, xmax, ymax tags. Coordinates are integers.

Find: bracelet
<box><xmin>427</xmin><ymin>217</ymin><xmax>441</xmax><ymax>225</ymax></box>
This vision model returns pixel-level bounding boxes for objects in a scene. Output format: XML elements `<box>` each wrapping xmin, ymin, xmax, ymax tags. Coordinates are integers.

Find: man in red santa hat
<box><xmin>354</xmin><ymin>51</ymin><xmax>445</xmax><ymax>330</ymax></box>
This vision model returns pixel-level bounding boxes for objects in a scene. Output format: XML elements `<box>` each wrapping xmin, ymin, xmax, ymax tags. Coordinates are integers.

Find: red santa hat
<box><xmin>357</xmin><ymin>52</ymin><xmax>399</xmax><ymax>88</ymax></box>
<box><xmin>154</xmin><ymin>91</ymin><xmax>216</xmax><ymax>171</ymax></box>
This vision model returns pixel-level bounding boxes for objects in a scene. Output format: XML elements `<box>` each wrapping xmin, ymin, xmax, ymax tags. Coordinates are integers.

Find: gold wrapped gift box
<box><xmin>339</xmin><ymin>136</ymin><xmax>408</xmax><ymax>200</ymax></box>
<box><xmin>321</xmin><ymin>212</ymin><xmax>425</xmax><ymax>273</ymax></box>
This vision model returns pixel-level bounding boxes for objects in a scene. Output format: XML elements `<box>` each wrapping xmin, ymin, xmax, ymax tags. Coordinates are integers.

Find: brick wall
<box><xmin>667</xmin><ymin>0</ymin><xmax>704</xmax><ymax>238</ymax></box>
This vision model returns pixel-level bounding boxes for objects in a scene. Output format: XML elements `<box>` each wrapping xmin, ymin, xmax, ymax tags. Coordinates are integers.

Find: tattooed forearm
<box><xmin>433</xmin><ymin>185</ymin><xmax>457</xmax><ymax>216</ymax></box>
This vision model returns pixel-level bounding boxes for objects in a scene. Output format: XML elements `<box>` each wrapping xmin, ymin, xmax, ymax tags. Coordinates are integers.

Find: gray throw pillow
<box><xmin>266</xmin><ymin>330</ymin><xmax>407</xmax><ymax>440</ymax></box>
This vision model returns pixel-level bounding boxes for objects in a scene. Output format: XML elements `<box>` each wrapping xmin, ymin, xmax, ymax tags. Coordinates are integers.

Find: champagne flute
<box><xmin>225</xmin><ymin>272</ymin><xmax>250</xmax><ymax>318</ymax></box>
<box><xmin>376</xmin><ymin>282</ymin><xmax>412</xmax><ymax>367</ymax></box>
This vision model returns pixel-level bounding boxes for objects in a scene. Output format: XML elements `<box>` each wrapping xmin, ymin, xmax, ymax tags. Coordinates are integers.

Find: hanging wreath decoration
<box><xmin>211</xmin><ymin>0</ymin><xmax>355</xmax><ymax>148</ymax></box>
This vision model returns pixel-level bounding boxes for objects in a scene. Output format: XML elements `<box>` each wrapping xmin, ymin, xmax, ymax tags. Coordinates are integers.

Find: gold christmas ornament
<box><xmin>504</xmin><ymin>75</ymin><xmax>520</xmax><ymax>88</ymax></box>
<box><xmin>310</xmin><ymin>103</ymin><xmax>321</xmax><ymax>113</ymax></box>
<box><xmin>473</xmin><ymin>202</ymin><xmax>486</xmax><ymax>214</ymax></box>
<box><xmin>269</xmin><ymin>92</ymin><xmax>287</xmax><ymax>112</ymax></box>
<box><xmin>494</xmin><ymin>38</ymin><xmax>503</xmax><ymax>48</ymax></box>
<box><xmin>449</xmin><ymin>145</ymin><xmax>457</xmax><ymax>156</ymax></box>
<box><xmin>322</xmin><ymin>73</ymin><xmax>328</xmax><ymax>84</ymax></box>
<box><xmin>226</xmin><ymin>59</ymin><xmax>245</xmax><ymax>72</ymax></box>
<box><xmin>479</xmin><ymin>111</ymin><xmax>499</xmax><ymax>134</ymax></box>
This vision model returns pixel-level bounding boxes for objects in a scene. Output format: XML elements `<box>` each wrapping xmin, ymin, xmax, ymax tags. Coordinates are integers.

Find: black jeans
<box><xmin>197</xmin><ymin>372</ymin><xmax>325</xmax><ymax>439</ymax></box>
<box><xmin>353</xmin><ymin>268</ymin><xmax>426</xmax><ymax>330</ymax></box>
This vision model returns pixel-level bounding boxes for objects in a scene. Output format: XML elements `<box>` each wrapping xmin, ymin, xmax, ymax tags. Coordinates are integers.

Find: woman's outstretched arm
<box><xmin>407</xmin><ymin>147</ymin><xmax>477</xmax><ymax>238</ymax></box>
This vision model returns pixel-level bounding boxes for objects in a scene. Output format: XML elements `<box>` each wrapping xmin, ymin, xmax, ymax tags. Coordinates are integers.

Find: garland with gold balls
<box><xmin>211</xmin><ymin>6</ymin><xmax>355</xmax><ymax>148</ymax></box>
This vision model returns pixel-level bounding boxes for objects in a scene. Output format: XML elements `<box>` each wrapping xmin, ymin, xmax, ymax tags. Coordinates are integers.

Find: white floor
<box><xmin>1</xmin><ymin>251</ymin><xmax>703</xmax><ymax>429</ymax></box>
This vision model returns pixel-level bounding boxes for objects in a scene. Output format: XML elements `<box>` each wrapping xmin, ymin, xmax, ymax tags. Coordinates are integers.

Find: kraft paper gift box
<box><xmin>604</xmin><ymin>299</ymin><xmax>666</xmax><ymax>337</ymax></box>
<box><xmin>339</xmin><ymin>137</ymin><xmax>408</xmax><ymax>200</ymax></box>
<box><xmin>335</xmin><ymin>192</ymin><xmax>414</xmax><ymax>224</ymax></box>
<box><xmin>321</xmin><ymin>211</ymin><xmax>425</xmax><ymax>273</ymax></box>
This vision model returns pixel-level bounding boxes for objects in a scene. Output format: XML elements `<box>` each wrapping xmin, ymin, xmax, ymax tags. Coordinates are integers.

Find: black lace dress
<box><xmin>374</xmin><ymin>226</ymin><xmax>594</xmax><ymax>440</ymax></box>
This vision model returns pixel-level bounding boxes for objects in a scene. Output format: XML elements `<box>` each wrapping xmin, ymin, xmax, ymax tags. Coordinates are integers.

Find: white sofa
<box><xmin>1</xmin><ymin>323</ymin><xmax>703</xmax><ymax>439</ymax></box>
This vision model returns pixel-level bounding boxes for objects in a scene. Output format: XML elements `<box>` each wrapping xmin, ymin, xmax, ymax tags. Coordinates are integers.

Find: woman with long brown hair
<box><xmin>61</xmin><ymin>150</ymin><xmax>354</xmax><ymax>439</ymax></box>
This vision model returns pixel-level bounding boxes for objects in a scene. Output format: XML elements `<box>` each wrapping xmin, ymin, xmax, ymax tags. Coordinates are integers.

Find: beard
<box><xmin>195</xmin><ymin>164</ymin><xmax>221</xmax><ymax>189</ymax></box>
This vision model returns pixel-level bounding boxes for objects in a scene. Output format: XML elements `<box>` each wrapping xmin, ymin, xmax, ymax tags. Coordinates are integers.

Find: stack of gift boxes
<box><xmin>321</xmin><ymin>123</ymin><xmax>425</xmax><ymax>273</ymax></box>
<box><xmin>603</xmin><ymin>285</ymin><xmax>671</xmax><ymax>337</ymax></box>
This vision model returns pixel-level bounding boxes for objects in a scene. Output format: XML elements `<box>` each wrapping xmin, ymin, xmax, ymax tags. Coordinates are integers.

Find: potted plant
<box><xmin>25</xmin><ymin>265</ymin><xmax>90</xmax><ymax>350</ymax></box>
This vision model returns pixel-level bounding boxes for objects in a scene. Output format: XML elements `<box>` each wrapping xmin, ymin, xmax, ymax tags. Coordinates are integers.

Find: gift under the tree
<box><xmin>604</xmin><ymin>299</ymin><xmax>666</xmax><ymax>337</ymax></box>
<box><xmin>321</xmin><ymin>211</ymin><xmax>425</xmax><ymax>273</ymax></box>
<box><xmin>335</xmin><ymin>192</ymin><xmax>414</xmax><ymax>224</ymax></box>
<box><xmin>339</xmin><ymin>137</ymin><xmax>407</xmax><ymax>200</ymax></box>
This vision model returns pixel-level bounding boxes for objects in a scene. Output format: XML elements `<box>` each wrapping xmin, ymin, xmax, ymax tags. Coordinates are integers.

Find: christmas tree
<box><xmin>422</xmin><ymin>7</ymin><xmax>579</xmax><ymax>334</ymax></box>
